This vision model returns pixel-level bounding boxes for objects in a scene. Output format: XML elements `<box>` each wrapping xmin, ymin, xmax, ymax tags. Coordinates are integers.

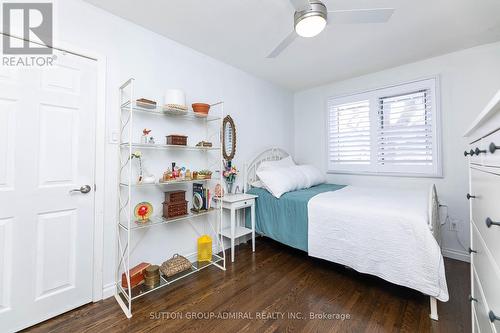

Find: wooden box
<box><xmin>166</xmin><ymin>135</ymin><xmax>188</xmax><ymax>146</ymax></box>
<box><xmin>121</xmin><ymin>262</ymin><xmax>150</xmax><ymax>289</ymax></box>
<box><xmin>164</xmin><ymin>190</ymin><xmax>186</xmax><ymax>203</ymax></box>
<box><xmin>163</xmin><ymin>200</ymin><xmax>188</xmax><ymax>219</ymax></box>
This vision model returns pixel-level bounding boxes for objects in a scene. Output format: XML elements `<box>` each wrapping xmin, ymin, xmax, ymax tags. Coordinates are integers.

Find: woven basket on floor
<box><xmin>160</xmin><ymin>254</ymin><xmax>192</xmax><ymax>277</ymax></box>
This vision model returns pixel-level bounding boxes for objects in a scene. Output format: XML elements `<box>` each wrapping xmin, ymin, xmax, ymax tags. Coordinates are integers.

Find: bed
<box><xmin>243</xmin><ymin>148</ymin><xmax>448</xmax><ymax>320</ymax></box>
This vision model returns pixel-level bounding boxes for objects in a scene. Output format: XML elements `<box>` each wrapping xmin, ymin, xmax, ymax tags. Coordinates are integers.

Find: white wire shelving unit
<box><xmin>115</xmin><ymin>78</ymin><xmax>226</xmax><ymax>318</ymax></box>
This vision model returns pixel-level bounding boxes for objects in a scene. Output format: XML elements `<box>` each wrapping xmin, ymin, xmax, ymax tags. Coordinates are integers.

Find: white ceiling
<box><xmin>84</xmin><ymin>0</ymin><xmax>500</xmax><ymax>91</ymax></box>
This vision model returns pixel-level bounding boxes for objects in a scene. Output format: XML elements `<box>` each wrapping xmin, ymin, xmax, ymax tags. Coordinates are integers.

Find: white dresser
<box><xmin>465</xmin><ymin>90</ymin><xmax>500</xmax><ymax>333</ymax></box>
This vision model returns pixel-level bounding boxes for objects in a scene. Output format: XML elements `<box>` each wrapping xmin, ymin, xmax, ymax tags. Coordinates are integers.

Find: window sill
<box><xmin>327</xmin><ymin>170</ymin><xmax>444</xmax><ymax>179</ymax></box>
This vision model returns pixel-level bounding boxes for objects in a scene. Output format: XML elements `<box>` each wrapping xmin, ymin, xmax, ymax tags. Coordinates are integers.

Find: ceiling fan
<box><xmin>267</xmin><ymin>0</ymin><xmax>394</xmax><ymax>58</ymax></box>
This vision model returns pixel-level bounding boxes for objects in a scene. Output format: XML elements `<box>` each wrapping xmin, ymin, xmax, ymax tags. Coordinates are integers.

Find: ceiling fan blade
<box><xmin>266</xmin><ymin>31</ymin><xmax>298</xmax><ymax>58</ymax></box>
<box><xmin>327</xmin><ymin>8</ymin><xmax>394</xmax><ymax>24</ymax></box>
<box><xmin>289</xmin><ymin>0</ymin><xmax>311</xmax><ymax>12</ymax></box>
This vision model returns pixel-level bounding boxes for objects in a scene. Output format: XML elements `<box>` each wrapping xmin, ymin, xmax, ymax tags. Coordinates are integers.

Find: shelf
<box><xmin>116</xmin><ymin>79</ymin><xmax>225</xmax><ymax>318</ymax></box>
<box><xmin>120</xmin><ymin>142</ymin><xmax>220</xmax><ymax>151</ymax></box>
<box><xmin>121</xmin><ymin>101</ymin><xmax>221</xmax><ymax>121</ymax></box>
<box><xmin>119</xmin><ymin>253</ymin><xmax>224</xmax><ymax>301</ymax></box>
<box><xmin>119</xmin><ymin>208</ymin><xmax>219</xmax><ymax>230</ymax></box>
<box><xmin>220</xmin><ymin>225</ymin><xmax>253</xmax><ymax>239</ymax></box>
<box><xmin>119</xmin><ymin>178</ymin><xmax>214</xmax><ymax>188</ymax></box>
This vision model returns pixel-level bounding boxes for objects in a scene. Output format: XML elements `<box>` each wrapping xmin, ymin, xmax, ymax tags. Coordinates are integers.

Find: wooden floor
<box><xmin>24</xmin><ymin>238</ymin><xmax>470</xmax><ymax>333</ymax></box>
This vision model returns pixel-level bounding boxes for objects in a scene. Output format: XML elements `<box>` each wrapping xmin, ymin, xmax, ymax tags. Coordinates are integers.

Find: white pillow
<box><xmin>257</xmin><ymin>156</ymin><xmax>295</xmax><ymax>172</ymax></box>
<box><xmin>257</xmin><ymin>165</ymin><xmax>306</xmax><ymax>198</ymax></box>
<box><xmin>297</xmin><ymin>165</ymin><xmax>326</xmax><ymax>188</ymax></box>
<box><xmin>250</xmin><ymin>180</ymin><xmax>265</xmax><ymax>188</ymax></box>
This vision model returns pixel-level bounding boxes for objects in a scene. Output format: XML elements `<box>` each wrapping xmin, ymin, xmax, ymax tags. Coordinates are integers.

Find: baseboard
<box><xmin>102</xmin><ymin>282</ymin><xmax>115</xmax><ymax>300</ymax></box>
<box><xmin>442</xmin><ymin>248</ymin><xmax>470</xmax><ymax>263</ymax></box>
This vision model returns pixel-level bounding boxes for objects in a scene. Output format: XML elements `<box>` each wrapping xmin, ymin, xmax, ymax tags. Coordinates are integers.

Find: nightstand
<box><xmin>219</xmin><ymin>193</ymin><xmax>258</xmax><ymax>262</ymax></box>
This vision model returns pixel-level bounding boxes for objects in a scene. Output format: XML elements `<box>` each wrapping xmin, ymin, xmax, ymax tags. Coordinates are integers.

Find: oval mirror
<box><xmin>222</xmin><ymin>115</ymin><xmax>236</xmax><ymax>161</ymax></box>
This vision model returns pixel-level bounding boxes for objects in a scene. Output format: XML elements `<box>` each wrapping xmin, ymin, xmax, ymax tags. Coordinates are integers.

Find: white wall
<box><xmin>54</xmin><ymin>0</ymin><xmax>293</xmax><ymax>296</ymax></box>
<box><xmin>26</xmin><ymin>0</ymin><xmax>500</xmax><ymax>299</ymax></box>
<box><xmin>294</xmin><ymin>42</ymin><xmax>500</xmax><ymax>261</ymax></box>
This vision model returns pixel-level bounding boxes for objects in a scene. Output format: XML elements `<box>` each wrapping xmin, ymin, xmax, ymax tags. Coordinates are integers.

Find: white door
<box><xmin>0</xmin><ymin>49</ymin><xmax>97</xmax><ymax>332</ymax></box>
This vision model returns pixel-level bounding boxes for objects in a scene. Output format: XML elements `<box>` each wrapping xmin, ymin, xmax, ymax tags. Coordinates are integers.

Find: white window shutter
<box><xmin>327</xmin><ymin>100</ymin><xmax>371</xmax><ymax>168</ymax></box>
<box><xmin>377</xmin><ymin>90</ymin><xmax>433</xmax><ymax>166</ymax></box>
<box><xmin>326</xmin><ymin>77</ymin><xmax>441</xmax><ymax>177</ymax></box>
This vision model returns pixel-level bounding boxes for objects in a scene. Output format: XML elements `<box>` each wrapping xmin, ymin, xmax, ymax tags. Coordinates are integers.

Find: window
<box><xmin>327</xmin><ymin>78</ymin><xmax>441</xmax><ymax>177</ymax></box>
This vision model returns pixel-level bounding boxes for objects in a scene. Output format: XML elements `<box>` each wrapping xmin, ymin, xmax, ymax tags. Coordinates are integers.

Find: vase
<box><xmin>226</xmin><ymin>181</ymin><xmax>234</xmax><ymax>194</ymax></box>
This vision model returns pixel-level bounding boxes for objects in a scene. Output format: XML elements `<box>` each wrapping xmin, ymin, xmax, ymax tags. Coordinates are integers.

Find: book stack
<box><xmin>193</xmin><ymin>183</ymin><xmax>211</xmax><ymax>211</ymax></box>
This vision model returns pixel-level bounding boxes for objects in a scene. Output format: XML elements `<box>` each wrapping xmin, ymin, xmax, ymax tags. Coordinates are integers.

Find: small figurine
<box><xmin>215</xmin><ymin>183</ymin><xmax>224</xmax><ymax>197</ymax></box>
<box><xmin>185</xmin><ymin>169</ymin><xmax>192</xmax><ymax>180</ymax></box>
<box><xmin>141</xmin><ymin>128</ymin><xmax>151</xmax><ymax>144</ymax></box>
<box><xmin>148</xmin><ymin>137</ymin><xmax>155</xmax><ymax>144</ymax></box>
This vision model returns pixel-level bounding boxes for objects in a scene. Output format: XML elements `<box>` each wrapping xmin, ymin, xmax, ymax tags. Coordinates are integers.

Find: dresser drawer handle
<box><xmin>468</xmin><ymin>247</ymin><xmax>477</xmax><ymax>254</ymax></box>
<box><xmin>470</xmin><ymin>149</ymin><xmax>476</xmax><ymax>156</ymax></box>
<box><xmin>490</xmin><ymin>142</ymin><xmax>500</xmax><ymax>154</ymax></box>
<box><xmin>489</xmin><ymin>310</ymin><xmax>500</xmax><ymax>322</ymax></box>
<box><xmin>475</xmin><ymin>147</ymin><xmax>487</xmax><ymax>155</ymax></box>
<box><xmin>466</xmin><ymin>193</ymin><xmax>476</xmax><ymax>200</ymax></box>
<box><xmin>486</xmin><ymin>217</ymin><xmax>500</xmax><ymax>228</ymax></box>
<box><xmin>469</xmin><ymin>295</ymin><xmax>478</xmax><ymax>302</ymax></box>
<box><xmin>464</xmin><ymin>150</ymin><xmax>470</xmax><ymax>156</ymax></box>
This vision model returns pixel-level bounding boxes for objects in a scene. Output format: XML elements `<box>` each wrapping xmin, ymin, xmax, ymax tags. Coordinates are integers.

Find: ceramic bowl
<box><xmin>192</xmin><ymin>103</ymin><xmax>210</xmax><ymax>115</ymax></box>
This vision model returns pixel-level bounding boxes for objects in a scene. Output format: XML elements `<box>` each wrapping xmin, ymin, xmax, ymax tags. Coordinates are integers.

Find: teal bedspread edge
<box><xmin>245</xmin><ymin>183</ymin><xmax>345</xmax><ymax>252</ymax></box>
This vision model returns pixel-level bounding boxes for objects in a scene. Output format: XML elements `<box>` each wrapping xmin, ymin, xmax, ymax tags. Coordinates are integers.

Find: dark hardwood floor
<box><xmin>23</xmin><ymin>237</ymin><xmax>470</xmax><ymax>333</ymax></box>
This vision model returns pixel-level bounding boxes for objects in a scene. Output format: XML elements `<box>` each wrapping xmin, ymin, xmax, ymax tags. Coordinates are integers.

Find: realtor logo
<box><xmin>2</xmin><ymin>2</ymin><xmax>53</xmax><ymax>54</ymax></box>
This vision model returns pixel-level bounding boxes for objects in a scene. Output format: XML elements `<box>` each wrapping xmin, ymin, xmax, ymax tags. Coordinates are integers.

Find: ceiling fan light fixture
<box><xmin>294</xmin><ymin>1</ymin><xmax>328</xmax><ymax>38</ymax></box>
<box><xmin>295</xmin><ymin>15</ymin><xmax>326</xmax><ymax>37</ymax></box>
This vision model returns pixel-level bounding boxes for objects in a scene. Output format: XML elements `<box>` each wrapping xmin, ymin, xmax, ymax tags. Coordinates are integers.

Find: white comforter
<box><xmin>307</xmin><ymin>186</ymin><xmax>449</xmax><ymax>301</ymax></box>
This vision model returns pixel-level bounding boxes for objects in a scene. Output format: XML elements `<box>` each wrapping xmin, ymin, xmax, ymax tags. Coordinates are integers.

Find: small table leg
<box><xmin>251</xmin><ymin>204</ymin><xmax>255</xmax><ymax>252</ymax></box>
<box><xmin>230</xmin><ymin>208</ymin><xmax>235</xmax><ymax>263</ymax></box>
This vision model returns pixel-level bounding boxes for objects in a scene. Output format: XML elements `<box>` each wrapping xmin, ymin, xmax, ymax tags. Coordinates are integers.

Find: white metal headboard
<box><xmin>244</xmin><ymin>147</ymin><xmax>289</xmax><ymax>193</ymax></box>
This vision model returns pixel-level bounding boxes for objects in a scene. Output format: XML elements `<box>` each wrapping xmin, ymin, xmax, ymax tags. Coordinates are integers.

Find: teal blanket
<box><xmin>245</xmin><ymin>184</ymin><xmax>345</xmax><ymax>252</ymax></box>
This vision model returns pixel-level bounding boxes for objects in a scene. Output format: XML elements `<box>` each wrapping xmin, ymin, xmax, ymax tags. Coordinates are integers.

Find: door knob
<box><xmin>70</xmin><ymin>185</ymin><xmax>92</xmax><ymax>194</ymax></box>
<box><xmin>466</xmin><ymin>193</ymin><xmax>476</xmax><ymax>200</ymax></box>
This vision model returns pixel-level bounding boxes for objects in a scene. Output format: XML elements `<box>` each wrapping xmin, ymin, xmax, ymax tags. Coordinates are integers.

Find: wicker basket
<box><xmin>160</xmin><ymin>254</ymin><xmax>192</xmax><ymax>277</ymax></box>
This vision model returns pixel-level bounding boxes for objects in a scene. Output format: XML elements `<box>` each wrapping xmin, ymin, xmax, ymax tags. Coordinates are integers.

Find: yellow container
<box><xmin>197</xmin><ymin>235</ymin><xmax>212</xmax><ymax>262</ymax></box>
